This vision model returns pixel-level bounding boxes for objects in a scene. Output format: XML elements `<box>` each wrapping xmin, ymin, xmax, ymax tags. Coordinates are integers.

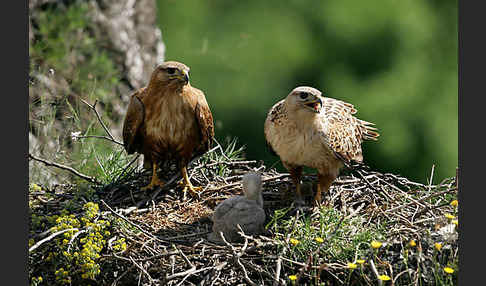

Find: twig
<box><xmin>369</xmin><ymin>258</ymin><xmax>383</xmax><ymax>286</ymax></box>
<box><xmin>80</xmin><ymin>98</ymin><xmax>120</xmax><ymax>144</ymax></box>
<box><xmin>427</xmin><ymin>164</ymin><xmax>435</xmax><ymax>191</ymax></box>
<box><xmin>209</xmin><ymin>174</ymin><xmax>289</xmax><ymax>192</ymax></box>
<box><xmin>220</xmin><ymin>232</ymin><xmax>257</xmax><ymax>286</ymax></box>
<box><xmin>76</xmin><ymin>135</ymin><xmax>124</xmax><ymax>147</ymax></box>
<box><xmin>129</xmin><ymin>255</ymin><xmax>155</xmax><ymax>285</ymax></box>
<box><xmin>111</xmin><ymin>265</ymin><xmax>136</xmax><ymax>286</ymax></box>
<box><xmin>67</xmin><ymin>229</ymin><xmax>87</xmax><ymax>252</ymax></box>
<box><xmin>28</xmin><ymin>153</ymin><xmax>100</xmax><ymax>185</ymax></box>
<box><xmin>165</xmin><ymin>231</ymin><xmax>211</xmax><ymax>241</ymax></box>
<box><xmin>29</xmin><ymin>228</ymin><xmax>78</xmax><ymax>252</ymax></box>
<box><xmin>274</xmin><ymin>209</ymin><xmax>301</xmax><ymax>285</ymax></box>
<box><xmin>166</xmin><ymin>247</ymin><xmax>196</xmax><ymax>279</ymax></box>
<box><xmin>100</xmin><ymin>200</ymin><xmax>167</xmax><ymax>243</ymax></box>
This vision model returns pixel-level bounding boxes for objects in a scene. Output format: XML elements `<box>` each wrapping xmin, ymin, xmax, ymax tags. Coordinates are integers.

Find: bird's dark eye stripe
<box><xmin>299</xmin><ymin>92</ymin><xmax>308</xmax><ymax>99</ymax></box>
<box><xmin>167</xmin><ymin>68</ymin><xmax>176</xmax><ymax>74</ymax></box>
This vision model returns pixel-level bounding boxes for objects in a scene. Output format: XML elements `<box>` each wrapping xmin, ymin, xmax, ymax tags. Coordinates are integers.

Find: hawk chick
<box><xmin>208</xmin><ymin>172</ymin><xmax>266</xmax><ymax>243</ymax></box>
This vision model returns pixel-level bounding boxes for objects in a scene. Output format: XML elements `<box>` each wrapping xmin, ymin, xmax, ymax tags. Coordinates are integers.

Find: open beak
<box><xmin>305</xmin><ymin>98</ymin><xmax>322</xmax><ymax>113</ymax></box>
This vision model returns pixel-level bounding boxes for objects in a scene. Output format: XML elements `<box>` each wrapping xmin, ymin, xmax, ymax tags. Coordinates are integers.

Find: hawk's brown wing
<box><xmin>122</xmin><ymin>88</ymin><xmax>146</xmax><ymax>154</ymax></box>
<box><xmin>192</xmin><ymin>88</ymin><xmax>214</xmax><ymax>154</ymax></box>
<box><xmin>322</xmin><ymin>97</ymin><xmax>379</xmax><ymax>164</ymax></box>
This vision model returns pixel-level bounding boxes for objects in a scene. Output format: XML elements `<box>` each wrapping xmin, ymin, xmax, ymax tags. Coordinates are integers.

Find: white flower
<box><xmin>71</xmin><ymin>131</ymin><xmax>81</xmax><ymax>141</ymax></box>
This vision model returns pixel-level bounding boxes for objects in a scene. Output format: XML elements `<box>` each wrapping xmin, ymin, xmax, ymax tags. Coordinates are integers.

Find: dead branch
<box><xmin>29</xmin><ymin>228</ymin><xmax>78</xmax><ymax>253</ymax></box>
<box><xmin>29</xmin><ymin>153</ymin><xmax>100</xmax><ymax>185</ymax></box>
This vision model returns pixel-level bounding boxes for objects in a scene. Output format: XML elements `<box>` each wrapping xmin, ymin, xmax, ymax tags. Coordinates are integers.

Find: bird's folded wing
<box><xmin>226</xmin><ymin>202</ymin><xmax>265</xmax><ymax>224</ymax></box>
<box><xmin>122</xmin><ymin>89</ymin><xmax>145</xmax><ymax>154</ymax></box>
<box><xmin>264</xmin><ymin>100</ymin><xmax>285</xmax><ymax>156</ymax></box>
<box><xmin>322</xmin><ymin>98</ymin><xmax>379</xmax><ymax>164</ymax></box>
<box><xmin>211</xmin><ymin>197</ymin><xmax>241</xmax><ymax>222</ymax></box>
<box><xmin>229</xmin><ymin>206</ymin><xmax>266</xmax><ymax>235</ymax></box>
<box><xmin>193</xmin><ymin>88</ymin><xmax>215</xmax><ymax>152</ymax></box>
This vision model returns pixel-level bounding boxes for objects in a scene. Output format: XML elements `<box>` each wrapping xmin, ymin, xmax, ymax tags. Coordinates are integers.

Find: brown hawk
<box><xmin>264</xmin><ymin>86</ymin><xmax>379</xmax><ymax>205</ymax></box>
<box><xmin>122</xmin><ymin>61</ymin><xmax>214</xmax><ymax>196</ymax></box>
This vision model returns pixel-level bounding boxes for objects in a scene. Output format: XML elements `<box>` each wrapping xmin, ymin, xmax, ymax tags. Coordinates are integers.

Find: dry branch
<box><xmin>29</xmin><ymin>153</ymin><xmax>100</xmax><ymax>185</ymax></box>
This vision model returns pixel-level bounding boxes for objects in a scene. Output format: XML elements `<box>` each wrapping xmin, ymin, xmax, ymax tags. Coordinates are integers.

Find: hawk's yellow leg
<box><xmin>314</xmin><ymin>173</ymin><xmax>335</xmax><ymax>206</ymax></box>
<box><xmin>180</xmin><ymin>165</ymin><xmax>202</xmax><ymax>198</ymax></box>
<box><xmin>141</xmin><ymin>161</ymin><xmax>165</xmax><ymax>190</ymax></box>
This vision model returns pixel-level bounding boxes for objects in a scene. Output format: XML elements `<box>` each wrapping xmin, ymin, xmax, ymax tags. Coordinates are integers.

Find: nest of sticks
<box><xmin>29</xmin><ymin>143</ymin><xmax>458</xmax><ymax>285</ymax></box>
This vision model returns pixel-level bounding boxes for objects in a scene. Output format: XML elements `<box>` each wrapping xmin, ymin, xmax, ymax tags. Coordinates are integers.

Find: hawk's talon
<box><xmin>181</xmin><ymin>183</ymin><xmax>203</xmax><ymax>198</ymax></box>
<box><xmin>141</xmin><ymin>179</ymin><xmax>165</xmax><ymax>191</ymax></box>
<box><xmin>141</xmin><ymin>161</ymin><xmax>165</xmax><ymax>191</ymax></box>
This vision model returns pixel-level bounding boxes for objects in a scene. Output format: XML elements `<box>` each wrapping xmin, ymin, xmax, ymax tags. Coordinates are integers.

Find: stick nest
<box><xmin>29</xmin><ymin>145</ymin><xmax>458</xmax><ymax>285</ymax></box>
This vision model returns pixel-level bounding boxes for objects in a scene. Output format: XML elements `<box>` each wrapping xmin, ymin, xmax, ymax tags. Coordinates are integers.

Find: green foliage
<box><xmin>268</xmin><ymin>203</ymin><xmax>458</xmax><ymax>285</ymax></box>
<box><xmin>157</xmin><ymin>0</ymin><xmax>457</xmax><ymax>182</ymax></box>
<box><xmin>199</xmin><ymin>137</ymin><xmax>246</xmax><ymax>177</ymax></box>
<box><xmin>29</xmin><ymin>1</ymin><xmax>124</xmax><ymax>186</ymax></box>
<box><xmin>270</xmin><ymin>206</ymin><xmax>385</xmax><ymax>263</ymax></box>
<box><xmin>30</xmin><ymin>2</ymin><xmax>119</xmax><ymax>102</ymax></box>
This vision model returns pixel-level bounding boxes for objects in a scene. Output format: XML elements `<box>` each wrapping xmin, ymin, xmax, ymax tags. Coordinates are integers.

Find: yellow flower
<box><xmin>452</xmin><ymin>219</ymin><xmax>458</xmax><ymax>226</ymax></box>
<box><xmin>347</xmin><ymin>262</ymin><xmax>357</xmax><ymax>269</ymax></box>
<box><xmin>37</xmin><ymin>276</ymin><xmax>43</xmax><ymax>282</ymax></box>
<box><xmin>450</xmin><ymin>200</ymin><xmax>458</xmax><ymax>207</ymax></box>
<box><xmin>434</xmin><ymin>242</ymin><xmax>443</xmax><ymax>251</ymax></box>
<box><xmin>371</xmin><ymin>240</ymin><xmax>382</xmax><ymax>249</ymax></box>
<box><xmin>315</xmin><ymin>237</ymin><xmax>324</xmax><ymax>243</ymax></box>
<box><xmin>409</xmin><ymin>240</ymin><xmax>416</xmax><ymax>247</ymax></box>
<box><xmin>444</xmin><ymin>213</ymin><xmax>455</xmax><ymax>219</ymax></box>
<box><xmin>288</xmin><ymin>275</ymin><xmax>297</xmax><ymax>281</ymax></box>
<box><xmin>378</xmin><ymin>274</ymin><xmax>391</xmax><ymax>281</ymax></box>
<box><xmin>289</xmin><ymin>238</ymin><xmax>300</xmax><ymax>246</ymax></box>
<box><xmin>444</xmin><ymin>267</ymin><xmax>454</xmax><ymax>274</ymax></box>
<box><xmin>31</xmin><ymin>183</ymin><xmax>42</xmax><ymax>191</ymax></box>
<box><xmin>356</xmin><ymin>259</ymin><xmax>365</xmax><ymax>264</ymax></box>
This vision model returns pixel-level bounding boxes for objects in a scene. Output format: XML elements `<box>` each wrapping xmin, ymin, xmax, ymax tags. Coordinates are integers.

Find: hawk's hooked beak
<box><xmin>182</xmin><ymin>70</ymin><xmax>189</xmax><ymax>84</ymax></box>
<box><xmin>304</xmin><ymin>97</ymin><xmax>322</xmax><ymax>113</ymax></box>
<box><xmin>169</xmin><ymin>70</ymin><xmax>189</xmax><ymax>84</ymax></box>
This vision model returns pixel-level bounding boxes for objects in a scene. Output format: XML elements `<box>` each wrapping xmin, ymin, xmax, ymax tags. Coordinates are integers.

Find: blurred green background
<box><xmin>157</xmin><ymin>0</ymin><xmax>457</xmax><ymax>183</ymax></box>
